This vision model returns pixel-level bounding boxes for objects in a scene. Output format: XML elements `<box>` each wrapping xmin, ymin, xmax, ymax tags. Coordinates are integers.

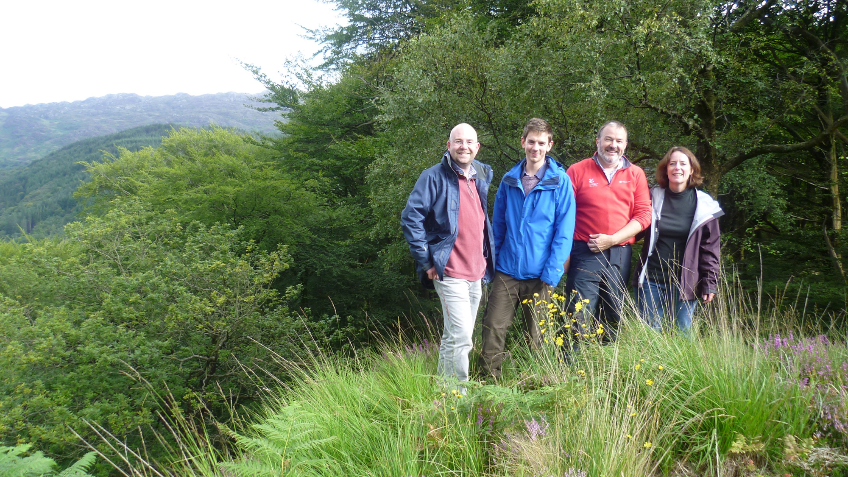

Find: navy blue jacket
<box><xmin>401</xmin><ymin>152</ymin><xmax>496</xmax><ymax>289</ymax></box>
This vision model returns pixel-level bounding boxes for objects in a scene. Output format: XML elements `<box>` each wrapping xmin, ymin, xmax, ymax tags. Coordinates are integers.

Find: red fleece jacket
<box><xmin>566</xmin><ymin>156</ymin><xmax>652</xmax><ymax>244</ymax></box>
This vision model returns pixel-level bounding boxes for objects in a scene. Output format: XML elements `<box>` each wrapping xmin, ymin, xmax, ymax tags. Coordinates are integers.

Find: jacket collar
<box><xmin>440</xmin><ymin>151</ymin><xmax>477</xmax><ymax>179</ymax></box>
<box><xmin>502</xmin><ymin>156</ymin><xmax>563</xmax><ymax>189</ymax></box>
<box><xmin>651</xmin><ymin>186</ymin><xmax>724</xmax><ymax>238</ymax></box>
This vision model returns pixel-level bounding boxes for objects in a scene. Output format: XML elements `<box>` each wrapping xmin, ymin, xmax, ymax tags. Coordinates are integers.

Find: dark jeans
<box><xmin>564</xmin><ymin>241</ymin><xmax>632</xmax><ymax>343</ymax></box>
<box><xmin>478</xmin><ymin>271</ymin><xmax>550</xmax><ymax>379</ymax></box>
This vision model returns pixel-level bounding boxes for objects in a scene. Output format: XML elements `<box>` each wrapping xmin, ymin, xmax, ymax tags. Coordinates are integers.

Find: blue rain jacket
<box><xmin>493</xmin><ymin>157</ymin><xmax>576</xmax><ymax>286</ymax></box>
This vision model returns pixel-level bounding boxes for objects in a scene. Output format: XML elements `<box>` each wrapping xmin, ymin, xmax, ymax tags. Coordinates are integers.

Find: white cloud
<box><xmin>0</xmin><ymin>0</ymin><xmax>343</xmax><ymax>107</ymax></box>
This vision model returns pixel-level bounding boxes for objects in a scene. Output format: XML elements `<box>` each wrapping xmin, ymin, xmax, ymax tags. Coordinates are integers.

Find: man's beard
<box><xmin>597</xmin><ymin>148</ymin><xmax>622</xmax><ymax>166</ymax></box>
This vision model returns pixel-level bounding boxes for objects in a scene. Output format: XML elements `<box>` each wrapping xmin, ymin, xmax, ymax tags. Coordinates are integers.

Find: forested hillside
<box><xmin>0</xmin><ymin>0</ymin><xmax>846</xmax><ymax>475</ymax></box>
<box><xmin>0</xmin><ymin>92</ymin><xmax>277</xmax><ymax>169</ymax></box>
<box><xmin>0</xmin><ymin>124</ymin><xmax>177</xmax><ymax>239</ymax></box>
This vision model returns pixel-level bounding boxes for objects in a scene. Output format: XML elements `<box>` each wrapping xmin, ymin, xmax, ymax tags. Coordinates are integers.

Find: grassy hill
<box><xmin>0</xmin><ymin>92</ymin><xmax>277</xmax><ymax>169</ymax></box>
<box><xmin>0</xmin><ymin>124</ymin><xmax>177</xmax><ymax>239</ymax></box>
<box><xmin>94</xmin><ymin>292</ymin><xmax>848</xmax><ymax>476</ymax></box>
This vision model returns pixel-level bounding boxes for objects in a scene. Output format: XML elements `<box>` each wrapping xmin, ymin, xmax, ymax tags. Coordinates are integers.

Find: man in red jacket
<box><xmin>564</xmin><ymin>121</ymin><xmax>651</xmax><ymax>343</ymax></box>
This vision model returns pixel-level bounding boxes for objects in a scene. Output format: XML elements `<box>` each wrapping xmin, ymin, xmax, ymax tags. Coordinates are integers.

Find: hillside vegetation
<box><xmin>0</xmin><ymin>124</ymin><xmax>177</xmax><ymax>239</ymax></box>
<box><xmin>0</xmin><ymin>0</ymin><xmax>846</xmax><ymax>475</ymax></box>
<box><xmin>0</xmin><ymin>92</ymin><xmax>277</xmax><ymax>169</ymax></box>
<box><xmin>88</xmin><ymin>293</ymin><xmax>848</xmax><ymax>477</ymax></box>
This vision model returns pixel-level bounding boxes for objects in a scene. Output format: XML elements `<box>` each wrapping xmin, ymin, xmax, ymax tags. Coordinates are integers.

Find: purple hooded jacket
<box><xmin>634</xmin><ymin>187</ymin><xmax>724</xmax><ymax>301</ymax></box>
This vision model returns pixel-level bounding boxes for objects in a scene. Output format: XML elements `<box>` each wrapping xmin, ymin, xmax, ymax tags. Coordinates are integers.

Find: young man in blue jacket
<box><xmin>478</xmin><ymin>118</ymin><xmax>576</xmax><ymax>380</ymax></box>
<box><xmin>401</xmin><ymin>123</ymin><xmax>496</xmax><ymax>389</ymax></box>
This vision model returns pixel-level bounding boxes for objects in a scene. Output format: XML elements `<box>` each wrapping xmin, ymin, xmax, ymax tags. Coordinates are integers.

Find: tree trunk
<box><xmin>823</xmin><ymin>222</ymin><xmax>846</xmax><ymax>283</ymax></box>
<box><xmin>830</xmin><ymin>136</ymin><xmax>842</xmax><ymax>231</ymax></box>
<box><xmin>694</xmin><ymin>64</ymin><xmax>721</xmax><ymax>198</ymax></box>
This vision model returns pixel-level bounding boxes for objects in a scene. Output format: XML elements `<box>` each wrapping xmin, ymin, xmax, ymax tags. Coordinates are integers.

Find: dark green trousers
<box><xmin>477</xmin><ymin>271</ymin><xmax>550</xmax><ymax>379</ymax></box>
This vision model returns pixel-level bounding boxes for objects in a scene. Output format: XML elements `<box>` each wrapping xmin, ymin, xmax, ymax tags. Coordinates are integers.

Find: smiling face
<box><xmin>521</xmin><ymin>131</ymin><xmax>553</xmax><ymax>169</ymax></box>
<box><xmin>595</xmin><ymin>124</ymin><xmax>628</xmax><ymax>167</ymax></box>
<box><xmin>666</xmin><ymin>150</ymin><xmax>692</xmax><ymax>192</ymax></box>
<box><xmin>447</xmin><ymin>123</ymin><xmax>480</xmax><ymax>169</ymax></box>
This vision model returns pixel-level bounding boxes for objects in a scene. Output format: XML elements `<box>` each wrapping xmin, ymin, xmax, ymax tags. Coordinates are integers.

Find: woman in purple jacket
<box><xmin>634</xmin><ymin>146</ymin><xmax>724</xmax><ymax>334</ymax></box>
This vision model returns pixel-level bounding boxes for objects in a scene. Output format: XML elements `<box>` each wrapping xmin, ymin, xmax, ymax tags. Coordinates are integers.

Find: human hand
<box><xmin>702</xmin><ymin>293</ymin><xmax>715</xmax><ymax>303</ymax></box>
<box><xmin>426</xmin><ymin>266</ymin><xmax>438</xmax><ymax>280</ymax></box>
<box><xmin>588</xmin><ymin>233</ymin><xmax>617</xmax><ymax>253</ymax></box>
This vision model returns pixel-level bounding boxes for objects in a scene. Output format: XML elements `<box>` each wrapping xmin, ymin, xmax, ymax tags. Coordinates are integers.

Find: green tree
<box><xmin>0</xmin><ymin>200</ymin><xmax>291</xmax><ymax>466</ymax></box>
<box><xmin>531</xmin><ymin>0</ymin><xmax>848</xmax><ymax>192</ymax></box>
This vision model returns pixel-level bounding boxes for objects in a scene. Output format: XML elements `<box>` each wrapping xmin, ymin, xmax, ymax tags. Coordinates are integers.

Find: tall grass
<box><xmin>86</xmin><ymin>279</ymin><xmax>848</xmax><ymax>477</ymax></box>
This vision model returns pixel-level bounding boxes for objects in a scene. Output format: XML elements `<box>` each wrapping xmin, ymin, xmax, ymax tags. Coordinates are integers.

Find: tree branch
<box><xmin>721</xmin><ymin>114</ymin><xmax>848</xmax><ymax>174</ymax></box>
<box><xmin>728</xmin><ymin>0</ymin><xmax>778</xmax><ymax>33</ymax></box>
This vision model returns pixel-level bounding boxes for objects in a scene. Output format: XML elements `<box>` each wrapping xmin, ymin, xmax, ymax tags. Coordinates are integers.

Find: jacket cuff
<box><xmin>541</xmin><ymin>272</ymin><xmax>561</xmax><ymax>288</ymax></box>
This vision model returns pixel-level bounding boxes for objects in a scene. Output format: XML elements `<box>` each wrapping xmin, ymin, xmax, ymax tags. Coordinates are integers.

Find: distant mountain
<box><xmin>0</xmin><ymin>124</ymin><xmax>177</xmax><ymax>239</ymax></box>
<box><xmin>0</xmin><ymin>92</ymin><xmax>278</xmax><ymax>169</ymax></box>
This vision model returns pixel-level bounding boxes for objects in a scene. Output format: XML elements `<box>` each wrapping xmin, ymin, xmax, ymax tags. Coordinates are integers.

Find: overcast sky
<box><xmin>0</xmin><ymin>0</ymin><xmax>344</xmax><ymax>108</ymax></box>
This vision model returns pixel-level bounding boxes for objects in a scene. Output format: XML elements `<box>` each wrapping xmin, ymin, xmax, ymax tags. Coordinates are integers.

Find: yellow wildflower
<box><xmin>555</xmin><ymin>336</ymin><xmax>564</xmax><ymax>347</ymax></box>
<box><xmin>583</xmin><ymin>298</ymin><xmax>590</xmax><ymax>303</ymax></box>
<box><xmin>630</xmin><ymin>412</ymin><xmax>636</xmax><ymax>417</ymax></box>
<box><xmin>626</xmin><ymin>434</ymin><xmax>632</xmax><ymax>439</ymax></box>
<box><xmin>658</xmin><ymin>365</ymin><xmax>664</xmax><ymax>370</ymax></box>
<box><xmin>539</xmin><ymin>319</ymin><xmax>546</xmax><ymax>326</ymax></box>
<box><xmin>634</xmin><ymin>364</ymin><xmax>641</xmax><ymax>370</ymax></box>
<box><xmin>644</xmin><ymin>442</ymin><xmax>652</xmax><ymax>448</ymax></box>
<box><xmin>534</xmin><ymin>293</ymin><xmax>539</xmax><ymax>297</ymax></box>
<box><xmin>646</xmin><ymin>379</ymin><xmax>654</xmax><ymax>386</ymax></box>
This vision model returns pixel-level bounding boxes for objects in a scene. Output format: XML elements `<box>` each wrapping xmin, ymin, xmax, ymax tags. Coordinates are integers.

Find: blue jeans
<box><xmin>636</xmin><ymin>280</ymin><xmax>697</xmax><ymax>334</ymax></box>
<box><xmin>433</xmin><ymin>276</ymin><xmax>482</xmax><ymax>384</ymax></box>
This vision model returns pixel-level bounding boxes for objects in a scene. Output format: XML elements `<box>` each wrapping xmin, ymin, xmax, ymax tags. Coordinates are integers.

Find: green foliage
<box><xmin>310</xmin><ymin>0</ymin><xmax>536</xmax><ymax>66</ymax></box>
<box><xmin>0</xmin><ymin>124</ymin><xmax>174</xmax><ymax>239</ymax></box>
<box><xmin>76</xmin><ymin>126</ymin><xmax>316</xmax><ymax>253</ymax></box>
<box><xmin>0</xmin><ymin>198</ymin><xmax>292</xmax><ymax>466</ymax></box>
<box><xmin>0</xmin><ymin>444</ymin><xmax>95</xmax><ymax>477</ymax></box>
<box><xmin>162</xmin><ymin>302</ymin><xmax>847</xmax><ymax>477</ymax></box>
<box><xmin>246</xmin><ymin>54</ymin><xmax>422</xmax><ymax>333</ymax></box>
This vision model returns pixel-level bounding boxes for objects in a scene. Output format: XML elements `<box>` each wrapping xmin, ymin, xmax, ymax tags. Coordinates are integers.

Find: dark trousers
<box><xmin>478</xmin><ymin>271</ymin><xmax>550</xmax><ymax>379</ymax></box>
<box><xmin>564</xmin><ymin>241</ymin><xmax>632</xmax><ymax>343</ymax></box>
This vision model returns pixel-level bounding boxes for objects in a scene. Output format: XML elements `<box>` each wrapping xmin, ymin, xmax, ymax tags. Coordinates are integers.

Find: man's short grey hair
<box><xmin>596</xmin><ymin>120</ymin><xmax>628</xmax><ymax>140</ymax></box>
